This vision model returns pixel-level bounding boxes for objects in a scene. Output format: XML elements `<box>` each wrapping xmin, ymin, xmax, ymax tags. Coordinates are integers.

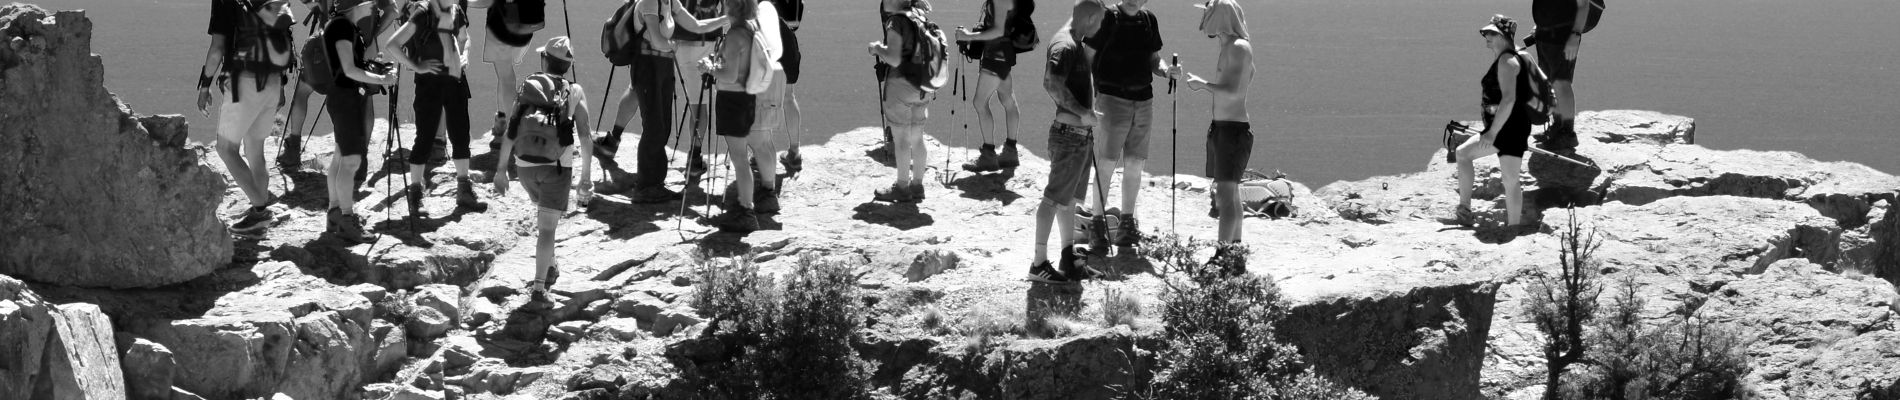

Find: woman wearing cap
<box><xmin>494</xmin><ymin>36</ymin><xmax>594</xmax><ymax>298</ymax></box>
<box><xmin>1453</xmin><ymin>15</ymin><xmax>1532</xmax><ymax>232</ymax></box>
<box><xmin>323</xmin><ymin>0</ymin><xmax>401</xmax><ymax>244</ymax></box>
<box><xmin>695</xmin><ymin>0</ymin><xmax>783</xmax><ymax>233</ymax></box>
<box><xmin>386</xmin><ymin>0</ymin><xmax>481</xmax><ymax>216</ymax></box>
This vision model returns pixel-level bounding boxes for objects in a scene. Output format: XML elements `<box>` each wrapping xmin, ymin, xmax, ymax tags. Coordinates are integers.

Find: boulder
<box><xmin>406</xmin><ymin>306</ymin><xmax>454</xmax><ymax>341</ymax></box>
<box><xmin>1281</xmin><ymin>278</ymin><xmax>1500</xmax><ymax>399</ymax></box>
<box><xmin>0</xmin><ymin>5</ymin><xmax>230</xmax><ymax>288</ymax></box>
<box><xmin>40</xmin><ymin>303</ymin><xmax>127</xmax><ymax>399</ymax></box>
<box><xmin>0</xmin><ymin>275</ymin><xmax>54</xmax><ymax>399</ymax></box>
<box><xmin>613</xmin><ymin>292</ymin><xmax>668</xmax><ymax>323</ymax></box>
<box><xmin>408</xmin><ymin>284</ymin><xmax>462</xmax><ymax>324</ymax></box>
<box><xmin>119</xmin><ymin>337</ymin><xmax>176</xmax><ymax>400</ymax></box>
<box><xmin>1698</xmin><ymin>259</ymin><xmax>1900</xmax><ymax>400</ymax></box>
<box><xmin>588</xmin><ymin>318</ymin><xmax>643</xmax><ymax>341</ymax></box>
<box><xmin>368</xmin><ymin>320</ymin><xmax>407</xmax><ymax>379</ymax></box>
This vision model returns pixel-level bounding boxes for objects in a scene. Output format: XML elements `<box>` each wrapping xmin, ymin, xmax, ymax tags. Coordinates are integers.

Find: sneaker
<box><xmin>960</xmin><ymin>144</ymin><xmax>1002</xmax><ymax>173</ymax></box>
<box><xmin>1025</xmin><ymin>261</ymin><xmax>1070</xmax><ymax>284</ymax></box>
<box><xmin>907</xmin><ymin>181</ymin><xmax>926</xmax><ymax>202</ymax></box>
<box><xmin>998</xmin><ymin>139</ymin><xmax>1021</xmax><ymax>169</ymax></box>
<box><xmin>1103</xmin><ymin>209</ymin><xmax>1125</xmax><ymax>245</ymax></box>
<box><xmin>629</xmin><ymin>185</ymin><xmax>685</xmax><ymax>204</ymax></box>
<box><xmin>1057</xmin><ymin>245</ymin><xmax>1096</xmax><ymax>281</ymax></box>
<box><xmin>334</xmin><ymin>212</ymin><xmax>376</xmax><ymax>244</ymax></box>
<box><xmin>405</xmin><ymin>184</ymin><xmax>427</xmax><ymax>219</ymax></box>
<box><xmin>230</xmin><ymin>206</ymin><xmax>273</xmax><ymax>236</ymax></box>
<box><xmin>456</xmin><ymin>177</ymin><xmax>483</xmax><ymax>209</ymax></box>
<box><xmin>873</xmin><ymin>182</ymin><xmax>912</xmax><ymax>203</ymax></box>
<box><xmin>753</xmin><ymin>187</ymin><xmax>781</xmax><ymax>214</ymax></box>
<box><xmin>705</xmin><ymin>205</ymin><xmax>760</xmax><ymax>233</ymax></box>
<box><xmin>1115</xmin><ymin>215</ymin><xmax>1142</xmax><ymax>247</ymax></box>
<box><xmin>592</xmin><ymin>135</ymin><xmax>621</xmax><ymax>168</ymax></box>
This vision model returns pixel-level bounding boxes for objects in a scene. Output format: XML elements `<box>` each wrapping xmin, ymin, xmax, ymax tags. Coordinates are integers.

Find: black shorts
<box><xmin>979</xmin><ymin>43</ymin><xmax>1016</xmax><ymax>79</ymax></box>
<box><xmin>1533</xmin><ymin>29</ymin><xmax>1576</xmax><ymax>81</ymax></box>
<box><xmin>780</xmin><ymin>23</ymin><xmax>802</xmax><ymax>84</ymax></box>
<box><xmin>714</xmin><ymin>90</ymin><xmax>757</xmax><ymax>138</ymax></box>
<box><xmin>326</xmin><ymin>88</ymin><xmax>371</xmax><ymax>156</ymax></box>
<box><xmin>1489</xmin><ymin>110</ymin><xmax>1533</xmax><ymax>158</ymax></box>
<box><xmin>486</xmin><ymin>6</ymin><xmax>535</xmax><ymax>47</ymax></box>
<box><xmin>1206</xmin><ymin>121</ymin><xmax>1253</xmax><ymax>182</ymax></box>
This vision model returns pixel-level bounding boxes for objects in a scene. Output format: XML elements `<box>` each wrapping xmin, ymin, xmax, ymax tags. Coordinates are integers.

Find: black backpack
<box><xmin>225</xmin><ymin>0</ymin><xmax>296</xmax><ymax>98</ymax></box>
<box><xmin>600</xmin><ymin>0</ymin><xmax>643</xmax><ymax>66</ymax></box>
<box><xmin>400</xmin><ymin>1</ymin><xmax>465</xmax><ymax>65</ymax></box>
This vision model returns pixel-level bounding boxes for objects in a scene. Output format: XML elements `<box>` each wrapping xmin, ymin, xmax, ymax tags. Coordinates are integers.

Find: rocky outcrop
<box><xmin>0</xmin><ymin>4</ymin><xmax>231</xmax><ymax>288</ymax></box>
<box><xmin>1281</xmin><ymin>278</ymin><xmax>1499</xmax><ymax>399</ymax></box>
<box><xmin>1698</xmin><ymin>259</ymin><xmax>1900</xmax><ymax>400</ymax></box>
<box><xmin>0</xmin><ymin>275</ymin><xmax>127</xmax><ymax>399</ymax></box>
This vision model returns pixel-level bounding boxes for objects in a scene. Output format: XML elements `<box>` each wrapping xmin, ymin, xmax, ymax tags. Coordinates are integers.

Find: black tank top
<box><xmin>1481</xmin><ymin>52</ymin><xmax>1534</xmax><ymax>126</ymax></box>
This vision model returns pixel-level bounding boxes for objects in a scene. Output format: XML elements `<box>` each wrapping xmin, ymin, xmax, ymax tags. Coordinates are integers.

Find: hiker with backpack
<box><xmin>1084</xmin><ymin>0</ymin><xmax>1178</xmax><ymax>253</ymax></box>
<box><xmin>1530</xmin><ymin>0</ymin><xmax>1596</xmax><ymax>152</ymax></box>
<box><xmin>320</xmin><ymin>0</ymin><xmax>401</xmax><ymax>243</ymax></box>
<box><xmin>671</xmin><ymin>0</ymin><xmax>737</xmax><ymax>184</ymax></box>
<box><xmin>694</xmin><ymin>0</ymin><xmax>785</xmax><ymax>232</ymax></box>
<box><xmin>765</xmin><ymin>0</ymin><xmax>804</xmax><ymax>174</ymax></box>
<box><xmin>469</xmin><ymin>0</ymin><xmax>546</xmax><ymax>152</ymax></box>
<box><xmin>278</xmin><ymin>0</ymin><xmax>332</xmax><ymax>168</ymax></box>
<box><xmin>1024</xmin><ymin>0</ymin><xmax>1107</xmax><ymax>284</ymax></box>
<box><xmin>1451</xmin><ymin>16</ymin><xmax>1534</xmax><ymax>233</ymax></box>
<box><xmin>200</xmin><ymin>0</ymin><xmax>298</xmax><ymax>238</ymax></box>
<box><xmin>952</xmin><ymin>0</ymin><xmax>1034</xmax><ymax>174</ymax></box>
<box><xmin>1180</xmin><ymin>0</ymin><xmax>1256</xmax><ymax>265</ymax></box>
<box><xmin>595</xmin><ymin>0</ymin><xmax>731</xmax><ymax>204</ymax></box>
<box><xmin>494</xmin><ymin>36</ymin><xmax>595</xmax><ymax>298</ymax></box>
<box><xmin>386</xmin><ymin>0</ymin><xmax>483</xmax><ymax>216</ymax></box>
<box><xmin>868</xmin><ymin>0</ymin><xmax>950</xmax><ymax>203</ymax></box>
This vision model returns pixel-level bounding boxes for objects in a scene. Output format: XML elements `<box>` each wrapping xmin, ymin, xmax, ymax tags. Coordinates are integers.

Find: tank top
<box><xmin>1481</xmin><ymin>51</ymin><xmax>1534</xmax><ymax>127</ymax></box>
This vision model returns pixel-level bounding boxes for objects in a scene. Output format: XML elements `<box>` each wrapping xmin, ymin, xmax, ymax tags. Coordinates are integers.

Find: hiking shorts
<box><xmin>979</xmin><ymin>43</ymin><xmax>1016</xmax><ymax>80</ymax></box>
<box><xmin>1098</xmin><ymin>94</ymin><xmax>1153</xmax><ymax>161</ymax></box>
<box><xmin>674</xmin><ymin>42</ymin><xmax>716</xmax><ymax>105</ymax></box>
<box><xmin>483</xmin><ymin>23</ymin><xmax>532</xmax><ymax>63</ymax></box>
<box><xmin>714</xmin><ymin>90</ymin><xmax>758</xmax><ymax>138</ymax></box>
<box><xmin>1532</xmin><ymin>29</ymin><xmax>1577</xmax><ymax>81</ymax></box>
<box><xmin>1042</xmin><ymin>121</ymin><xmax>1094</xmax><ymax>203</ymax></box>
<box><xmin>484</xmin><ymin>6</ymin><xmax>536</xmax><ymax>49</ymax></box>
<box><xmin>325</xmin><ymin>88</ymin><xmax>372</xmax><ymax>157</ymax></box>
<box><xmin>516</xmin><ymin>165</ymin><xmax>572</xmax><ymax>213</ymax></box>
<box><xmin>217</xmin><ymin>72</ymin><xmax>284</xmax><ymax>144</ymax></box>
<box><xmin>1206</xmin><ymin>121</ymin><xmax>1253</xmax><ymax>182</ymax></box>
<box><xmin>751</xmin><ymin>71</ymin><xmax>788</xmax><ymax>133</ymax></box>
<box><xmin>882</xmin><ymin>81</ymin><xmax>932</xmax><ymax>126</ymax></box>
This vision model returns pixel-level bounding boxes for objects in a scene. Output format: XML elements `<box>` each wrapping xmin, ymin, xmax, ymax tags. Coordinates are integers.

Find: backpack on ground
<box><xmin>510</xmin><ymin>73</ymin><xmax>575</xmax><ymax>164</ymax></box>
<box><xmin>600</xmin><ymin>0</ymin><xmax>643</xmax><ymax>66</ymax></box>
<box><xmin>1514</xmin><ymin>52</ymin><xmax>1556</xmax><ymax>125</ymax></box>
<box><xmin>887</xmin><ymin>7</ymin><xmax>950</xmax><ymax>92</ymax></box>
<box><xmin>1210</xmin><ymin>170</ymin><xmax>1298</xmax><ymax>219</ymax></box>
<box><xmin>500</xmin><ymin>0</ymin><xmax>546</xmax><ymax>36</ymax></box>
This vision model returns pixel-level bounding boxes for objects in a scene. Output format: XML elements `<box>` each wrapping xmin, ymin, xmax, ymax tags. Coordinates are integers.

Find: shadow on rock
<box><xmin>581</xmin><ymin>198</ymin><xmax>671</xmax><ymax>241</ymax></box>
<box><xmin>274</xmin><ymin>168</ymin><xmax>334</xmax><ymax>212</ymax></box>
<box><xmin>695</xmin><ymin>232</ymin><xmax>757</xmax><ymax>258</ymax></box>
<box><xmin>852</xmin><ymin>202</ymin><xmax>935</xmax><ymax>230</ymax></box>
<box><xmin>943</xmin><ymin>170</ymin><xmax>1023</xmax><ymax>205</ymax></box>
<box><xmin>1092</xmin><ymin>252</ymin><xmax>1156</xmax><ymax>281</ymax></box>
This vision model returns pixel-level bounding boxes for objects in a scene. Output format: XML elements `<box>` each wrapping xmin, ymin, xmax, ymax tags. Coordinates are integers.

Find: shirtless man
<box><xmin>1181</xmin><ymin>0</ymin><xmax>1254</xmax><ymax>264</ymax></box>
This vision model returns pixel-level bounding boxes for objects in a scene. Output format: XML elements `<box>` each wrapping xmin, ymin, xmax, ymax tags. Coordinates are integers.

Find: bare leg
<box><xmin>892</xmin><ymin>122</ymin><xmax>916</xmax><ymax>185</ymax></box>
<box><xmin>1215</xmin><ymin>181</ymin><xmax>1242</xmax><ymax>242</ymax></box>
<box><xmin>1032</xmin><ymin>198</ymin><xmax>1066</xmax><ymax>263</ymax></box>
<box><xmin>329</xmin><ymin>155</ymin><xmax>363</xmax><ymax>212</ymax></box>
<box><xmin>973</xmin><ymin>72</ymin><xmax>1001</xmax><ymax>144</ymax></box>
<box><xmin>906</xmin><ymin>124</ymin><xmax>928</xmax><ymax>182</ymax></box>
<box><xmin>724</xmin><ymin>136</ymin><xmax>755</xmax><ymax>208</ymax></box>
<box><xmin>1500</xmin><ymin>155</ymin><xmax>1524</xmax><ymax>225</ymax></box>
<box><xmin>1120</xmin><ymin>158</ymin><xmax>1145</xmax><ymax>217</ymax></box>
<box><xmin>534</xmin><ymin>209</ymin><xmax>559</xmax><ymax>285</ymax></box>
<box><xmin>784</xmin><ymin>86</ymin><xmax>802</xmax><ymax>147</ymax></box>
<box><xmin>1454</xmin><ymin>134</ymin><xmax>1500</xmax><ymax>208</ymax></box>
<box><xmin>1091</xmin><ymin>144</ymin><xmax>1118</xmax><ymax>216</ymax></box>
<box><xmin>746</xmin><ymin>130</ymin><xmax>779</xmax><ymax>192</ymax></box>
<box><xmin>285</xmin><ymin>82</ymin><xmax>315</xmax><ymax>138</ymax></box>
<box><xmin>997</xmin><ymin>75</ymin><xmax>1019</xmax><ymax>142</ymax></box>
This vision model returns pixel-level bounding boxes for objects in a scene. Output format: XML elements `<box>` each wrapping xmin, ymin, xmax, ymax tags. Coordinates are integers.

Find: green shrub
<box><xmin>1566</xmin><ymin>276</ymin><xmax>1750</xmax><ymax>400</ymax></box>
<box><xmin>1101</xmin><ymin>287</ymin><xmax>1142</xmax><ymax>329</ymax></box>
<box><xmin>682</xmin><ymin>254</ymin><xmax>873</xmax><ymax>399</ymax></box>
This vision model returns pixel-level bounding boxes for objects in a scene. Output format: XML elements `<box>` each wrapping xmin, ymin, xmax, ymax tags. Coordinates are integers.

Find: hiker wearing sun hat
<box><xmin>1449</xmin><ymin>15</ymin><xmax>1535</xmax><ymax>235</ymax></box>
<box><xmin>1180</xmin><ymin>0</ymin><xmax>1256</xmax><ymax>267</ymax></box>
<box><xmin>494</xmin><ymin>35</ymin><xmax>596</xmax><ymax>299</ymax></box>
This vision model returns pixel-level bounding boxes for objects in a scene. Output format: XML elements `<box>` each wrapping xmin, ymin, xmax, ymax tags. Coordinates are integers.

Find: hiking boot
<box><xmin>873</xmin><ymin>182</ymin><xmax>912</xmax><ymax>203</ymax></box>
<box><xmin>1025</xmin><ymin>260</ymin><xmax>1070</xmax><ymax>284</ymax></box>
<box><xmin>592</xmin><ymin>135</ymin><xmax>621</xmax><ymax>169</ymax></box>
<box><xmin>754</xmin><ymin>187</ymin><xmax>781</xmax><ymax>214</ymax></box>
<box><xmin>278</xmin><ymin>135</ymin><xmax>303</xmax><ymax>168</ymax></box>
<box><xmin>456</xmin><ymin>177</ymin><xmax>483</xmax><ymax>209</ymax></box>
<box><xmin>230</xmin><ymin>206</ymin><xmax>274</xmax><ymax>237</ymax></box>
<box><xmin>960</xmin><ymin>144</ymin><xmax>1002</xmax><ymax>173</ymax></box>
<box><xmin>1057</xmin><ymin>245</ymin><xmax>1097</xmax><ymax>281</ymax></box>
<box><xmin>406</xmin><ymin>185</ymin><xmax>427</xmax><ymax>219</ymax></box>
<box><xmin>907</xmin><ymin>181</ymin><xmax>926</xmax><ymax>202</ymax></box>
<box><xmin>1115</xmin><ymin>215</ymin><xmax>1142</xmax><ymax>247</ymax></box>
<box><xmin>334</xmin><ymin>212</ymin><xmax>376</xmax><ymax>244</ymax></box>
<box><xmin>629</xmin><ymin>185</ymin><xmax>685</xmax><ymax>204</ymax></box>
<box><xmin>999</xmin><ymin>139</ymin><xmax>1021</xmax><ymax>169</ymax></box>
<box><xmin>325</xmin><ymin>208</ymin><xmax>341</xmax><ymax>234</ymax></box>
<box><xmin>705</xmin><ymin>205</ymin><xmax>760</xmax><ymax>233</ymax></box>
<box><xmin>1088</xmin><ymin>216</ymin><xmax>1111</xmax><ymax>255</ymax></box>
<box><xmin>685</xmin><ymin>147</ymin><xmax>709</xmax><ymax>180</ymax></box>
<box><xmin>1538</xmin><ymin>119</ymin><xmax>1580</xmax><ymax>152</ymax></box>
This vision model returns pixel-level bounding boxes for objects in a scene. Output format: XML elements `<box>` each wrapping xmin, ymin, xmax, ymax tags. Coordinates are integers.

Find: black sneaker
<box><xmin>907</xmin><ymin>181</ymin><xmax>926</xmax><ymax>202</ymax></box>
<box><xmin>1057</xmin><ymin>245</ymin><xmax>1097</xmax><ymax>281</ymax></box>
<box><xmin>334</xmin><ymin>212</ymin><xmax>376</xmax><ymax>244</ymax></box>
<box><xmin>705</xmin><ymin>205</ymin><xmax>760</xmax><ymax>233</ymax></box>
<box><xmin>230</xmin><ymin>206</ymin><xmax>273</xmax><ymax>237</ymax></box>
<box><xmin>629</xmin><ymin>185</ymin><xmax>685</xmax><ymax>204</ymax></box>
<box><xmin>592</xmin><ymin>135</ymin><xmax>621</xmax><ymax>168</ymax></box>
<box><xmin>1025</xmin><ymin>261</ymin><xmax>1070</xmax><ymax>284</ymax></box>
<box><xmin>873</xmin><ymin>183</ymin><xmax>912</xmax><ymax>203</ymax></box>
<box><xmin>456</xmin><ymin>177</ymin><xmax>483</xmax><ymax>209</ymax></box>
<box><xmin>1115</xmin><ymin>215</ymin><xmax>1142</xmax><ymax>247</ymax></box>
<box><xmin>999</xmin><ymin>139</ymin><xmax>1021</xmax><ymax>169</ymax></box>
<box><xmin>405</xmin><ymin>185</ymin><xmax>427</xmax><ymax>219</ymax></box>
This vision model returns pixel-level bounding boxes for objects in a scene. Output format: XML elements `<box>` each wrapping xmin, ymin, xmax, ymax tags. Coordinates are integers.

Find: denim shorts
<box><xmin>516</xmin><ymin>165</ymin><xmax>572</xmax><ymax>213</ymax></box>
<box><xmin>1042</xmin><ymin>122</ymin><xmax>1094</xmax><ymax>202</ymax></box>
<box><xmin>1097</xmin><ymin>94</ymin><xmax>1153</xmax><ymax>160</ymax></box>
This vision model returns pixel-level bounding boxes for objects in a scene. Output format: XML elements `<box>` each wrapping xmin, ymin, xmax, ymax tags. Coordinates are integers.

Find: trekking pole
<box><xmin>943</xmin><ymin>45</ymin><xmax>962</xmax><ymax>183</ymax></box>
<box><xmin>872</xmin><ymin>55</ymin><xmax>891</xmax><ymax>157</ymax></box>
<box><xmin>1168</xmin><ymin>54</ymin><xmax>1178</xmax><ymax>235</ymax></box>
<box><xmin>1449</xmin><ymin>123</ymin><xmax>1595</xmax><ymax>168</ymax></box>
<box><xmin>559</xmin><ymin>0</ymin><xmax>581</xmax><ymax>84</ymax></box>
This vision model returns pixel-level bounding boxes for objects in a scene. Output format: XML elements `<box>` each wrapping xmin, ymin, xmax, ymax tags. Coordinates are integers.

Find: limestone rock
<box><xmin>368</xmin><ymin>320</ymin><xmax>407</xmax><ymax>379</ymax></box>
<box><xmin>119</xmin><ymin>337</ymin><xmax>175</xmax><ymax>400</ymax></box>
<box><xmin>41</xmin><ymin>303</ymin><xmax>127</xmax><ymax>399</ymax></box>
<box><xmin>1281</xmin><ymin>278</ymin><xmax>1499</xmax><ymax>399</ymax></box>
<box><xmin>1698</xmin><ymin>259</ymin><xmax>1900</xmax><ymax>400</ymax></box>
<box><xmin>613</xmin><ymin>292</ymin><xmax>668</xmax><ymax>323</ymax></box>
<box><xmin>588</xmin><ymin>318</ymin><xmax>644</xmax><ymax>341</ymax></box>
<box><xmin>406</xmin><ymin>306</ymin><xmax>453</xmax><ymax>341</ymax></box>
<box><xmin>408</xmin><ymin>284</ymin><xmax>462</xmax><ymax>324</ymax></box>
<box><xmin>0</xmin><ymin>5</ymin><xmax>230</xmax><ymax>288</ymax></box>
<box><xmin>0</xmin><ymin>275</ymin><xmax>53</xmax><ymax>399</ymax></box>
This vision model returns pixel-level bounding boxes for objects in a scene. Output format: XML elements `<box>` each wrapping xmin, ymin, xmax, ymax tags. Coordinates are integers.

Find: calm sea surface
<box><xmin>38</xmin><ymin>0</ymin><xmax>1900</xmax><ymax>186</ymax></box>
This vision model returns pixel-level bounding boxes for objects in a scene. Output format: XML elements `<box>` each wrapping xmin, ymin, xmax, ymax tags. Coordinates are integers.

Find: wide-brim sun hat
<box><xmin>538</xmin><ymin>36</ymin><xmax>575</xmax><ymax>62</ymax></box>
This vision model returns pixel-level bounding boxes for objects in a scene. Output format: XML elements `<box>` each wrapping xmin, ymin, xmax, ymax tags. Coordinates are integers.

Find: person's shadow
<box><xmin>943</xmin><ymin>169</ymin><xmax>1024</xmax><ymax>205</ymax></box>
<box><xmin>851</xmin><ymin>201</ymin><xmax>934</xmax><ymax>230</ymax></box>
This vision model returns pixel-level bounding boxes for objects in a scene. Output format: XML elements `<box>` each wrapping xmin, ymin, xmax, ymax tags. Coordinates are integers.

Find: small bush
<box><xmin>1526</xmin><ymin>211</ymin><xmax>1604</xmax><ymax>400</ymax></box>
<box><xmin>1567</xmin><ymin>276</ymin><xmax>1751</xmax><ymax>400</ymax></box>
<box><xmin>682</xmin><ymin>254</ymin><xmax>873</xmax><ymax>399</ymax></box>
<box><xmin>1101</xmin><ymin>287</ymin><xmax>1142</xmax><ymax>329</ymax></box>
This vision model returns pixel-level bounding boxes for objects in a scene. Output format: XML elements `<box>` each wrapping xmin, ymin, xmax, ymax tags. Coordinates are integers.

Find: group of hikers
<box><xmin>195</xmin><ymin>0</ymin><xmax>1595</xmax><ymax>295</ymax></box>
